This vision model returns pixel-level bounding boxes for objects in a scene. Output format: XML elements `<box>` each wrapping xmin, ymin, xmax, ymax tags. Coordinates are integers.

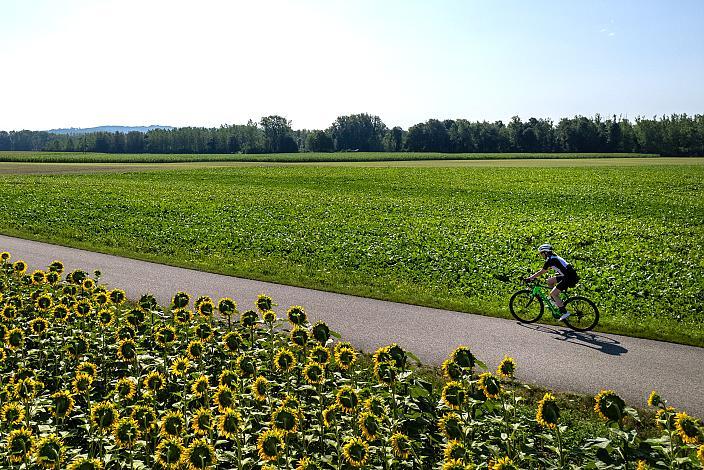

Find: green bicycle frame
<box><xmin>529</xmin><ymin>284</ymin><xmax>569</xmax><ymax>320</ymax></box>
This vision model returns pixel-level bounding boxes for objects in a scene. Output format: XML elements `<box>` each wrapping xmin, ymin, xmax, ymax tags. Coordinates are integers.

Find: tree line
<box><xmin>1</xmin><ymin>113</ymin><xmax>702</xmax><ymax>156</ymax></box>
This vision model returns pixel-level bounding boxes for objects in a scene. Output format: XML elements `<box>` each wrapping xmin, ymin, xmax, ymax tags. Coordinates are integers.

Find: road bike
<box><xmin>509</xmin><ymin>281</ymin><xmax>599</xmax><ymax>331</ymax></box>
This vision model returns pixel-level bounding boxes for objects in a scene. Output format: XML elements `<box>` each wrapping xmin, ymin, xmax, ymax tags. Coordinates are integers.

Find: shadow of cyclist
<box><xmin>516</xmin><ymin>323</ymin><xmax>628</xmax><ymax>356</ymax></box>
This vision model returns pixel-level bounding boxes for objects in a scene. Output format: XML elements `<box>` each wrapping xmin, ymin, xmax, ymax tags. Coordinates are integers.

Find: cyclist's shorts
<box><xmin>556</xmin><ymin>274</ymin><xmax>578</xmax><ymax>291</ymax></box>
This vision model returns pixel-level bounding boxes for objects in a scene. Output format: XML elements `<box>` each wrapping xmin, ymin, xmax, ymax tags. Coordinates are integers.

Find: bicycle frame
<box><xmin>529</xmin><ymin>284</ymin><xmax>570</xmax><ymax>319</ymax></box>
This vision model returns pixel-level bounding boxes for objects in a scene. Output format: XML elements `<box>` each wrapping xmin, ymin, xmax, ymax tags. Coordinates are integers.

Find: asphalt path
<box><xmin>2</xmin><ymin>235</ymin><xmax>702</xmax><ymax>417</ymax></box>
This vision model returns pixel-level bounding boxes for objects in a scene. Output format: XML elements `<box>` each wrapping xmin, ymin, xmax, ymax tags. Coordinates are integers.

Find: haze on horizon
<box><xmin>1</xmin><ymin>0</ymin><xmax>702</xmax><ymax>132</ymax></box>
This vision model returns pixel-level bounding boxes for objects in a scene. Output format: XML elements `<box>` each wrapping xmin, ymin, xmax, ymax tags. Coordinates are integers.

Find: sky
<box><xmin>1</xmin><ymin>0</ymin><xmax>703</xmax><ymax>131</ymax></box>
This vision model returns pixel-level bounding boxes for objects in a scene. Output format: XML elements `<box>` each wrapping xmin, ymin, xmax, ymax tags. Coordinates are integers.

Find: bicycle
<box><xmin>509</xmin><ymin>281</ymin><xmax>599</xmax><ymax>331</ymax></box>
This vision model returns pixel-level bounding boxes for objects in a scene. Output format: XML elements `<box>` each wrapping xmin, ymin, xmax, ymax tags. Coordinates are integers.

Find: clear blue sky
<box><xmin>1</xmin><ymin>0</ymin><xmax>702</xmax><ymax>130</ymax></box>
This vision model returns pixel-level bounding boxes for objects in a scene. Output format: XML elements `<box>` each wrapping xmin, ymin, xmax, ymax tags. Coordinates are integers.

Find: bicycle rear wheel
<box><xmin>563</xmin><ymin>296</ymin><xmax>599</xmax><ymax>331</ymax></box>
<box><xmin>509</xmin><ymin>289</ymin><xmax>544</xmax><ymax>323</ymax></box>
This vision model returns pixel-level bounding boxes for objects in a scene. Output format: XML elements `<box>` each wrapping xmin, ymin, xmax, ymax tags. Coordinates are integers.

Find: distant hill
<box><xmin>47</xmin><ymin>125</ymin><xmax>174</xmax><ymax>135</ymax></box>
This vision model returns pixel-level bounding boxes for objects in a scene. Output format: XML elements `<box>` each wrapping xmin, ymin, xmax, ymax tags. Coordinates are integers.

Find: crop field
<box><xmin>0</xmin><ymin>258</ymin><xmax>702</xmax><ymax>468</ymax></box>
<box><xmin>0</xmin><ymin>161</ymin><xmax>702</xmax><ymax>346</ymax></box>
<box><xmin>0</xmin><ymin>151</ymin><xmax>658</xmax><ymax>164</ymax></box>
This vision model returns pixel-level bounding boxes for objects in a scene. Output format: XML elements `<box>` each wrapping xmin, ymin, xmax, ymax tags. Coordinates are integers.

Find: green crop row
<box><xmin>0</xmin><ymin>164</ymin><xmax>702</xmax><ymax>345</ymax></box>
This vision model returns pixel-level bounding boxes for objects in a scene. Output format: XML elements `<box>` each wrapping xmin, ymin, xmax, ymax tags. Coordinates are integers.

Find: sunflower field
<box><xmin>0</xmin><ymin>254</ymin><xmax>702</xmax><ymax>469</ymax></box>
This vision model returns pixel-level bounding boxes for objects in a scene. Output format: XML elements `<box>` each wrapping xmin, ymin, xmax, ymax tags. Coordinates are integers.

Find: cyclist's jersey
<box><xmin>543</xmin><ymin>254</ymin><xmax>577</xmax><ymax>278</ymax></box>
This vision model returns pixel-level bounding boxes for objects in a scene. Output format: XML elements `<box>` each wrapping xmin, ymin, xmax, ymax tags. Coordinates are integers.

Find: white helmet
<box><xmin>538</xmin><ymin>243</ymin><xmax>553</xmax><ymax>253</ymax></box>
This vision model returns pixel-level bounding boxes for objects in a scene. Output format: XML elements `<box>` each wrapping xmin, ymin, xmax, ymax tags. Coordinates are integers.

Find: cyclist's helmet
<box><xmin>538</xmin><ymin>243</ymin><xmax>553</xmax><ymax>253</ymax></box>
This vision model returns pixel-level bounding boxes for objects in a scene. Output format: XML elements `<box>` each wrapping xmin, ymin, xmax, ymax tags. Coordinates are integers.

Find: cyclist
<box><xmin>524</xmin><ymin>243</ymin><xmax>579</xmax><ymax>321</ymax></box>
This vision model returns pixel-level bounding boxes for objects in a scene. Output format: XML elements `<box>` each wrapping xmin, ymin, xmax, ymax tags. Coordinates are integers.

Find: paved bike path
<box><xmin>2</xmin><ymin>235</ymin><xmax>702</xmax><ymax>417</ymax></box>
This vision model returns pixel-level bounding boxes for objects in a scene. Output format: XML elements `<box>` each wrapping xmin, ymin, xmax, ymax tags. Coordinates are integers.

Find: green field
<box><xmin>0</xmin><ymin>150</ymin><xmax>658</xmax><ymax>164</ymax></box>
<box><xmin>0</xmin><ymin>160</ymin><xmax>702</xmax><ymax>345</ymax></box>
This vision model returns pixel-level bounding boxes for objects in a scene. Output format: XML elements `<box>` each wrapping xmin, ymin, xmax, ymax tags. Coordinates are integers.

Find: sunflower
<box><xmin>263</xmin><ymin>310</ymin><xmax>277</xmax><ymax>324</ymax></box>
<box><xmin>655</xmin><ymin>407</ymin><xmax>675</xmax><ymax>431</ymax></box>
<box><xmin>196</xmin><ymin>299</ymin><xmax>214</xmax><ymax>318</ymax></box>
<box><xmin>0</xmin><ymin>251</ymin><xmax>10</xmax><ymax>262</ymax></box>
<box><xmin>303</xmin><ymin>362</ymin><xmax>325</xmax><ymax>385</ymax></box>
<box><xmin>1</xmin><ymin>402</ymin><xmax>25</xmax><ymax>426</ymax></box>
<box><xmin>191</xmin><ymin>375</ymin><xmax>211</xmax><ymax>398</ymax></box>
<box><xmin>171</xmin><ymin>356</ymin><xmax>191</xmax><ymax>377</ymax></box>
<box><xmin>114</xmin><ymin>417</ymin><xmax>139</xmax><ymax>448</ymax></box>
<box><xmin>489</xmin><ymin>456</ymin><xmax>518</xmax><ymax>470</ymax></box>
<box><xmin>131</xmin><ymin>405</ymin><xmax>157</xmax><ymax>433</ymax></box>
<box><xmin>536</xmin><ymin>393</ymin><xmax>560</xmax><ymax>429</ymax></box>
<box><xmin>256</xmin><ymin>294</ymin><xmax>273</xmax><ymax>312</ymax></box>
<box><xmin>311</xmin><ymin>321</ymin><xmax>330</xmax><ymax>344</ymax></box>
<box><xmin>31</xmin><ymin>270</ymin><xmax>47</xmax><ymax>285</ymax></box>
<box><xmin>51</xmin><ymin>390</ymin><xmax>75</xmax><ymax>419</ymax></box>
<box><xmin>116</xmin><ymin>338</ymin><xmax>137</xmax><ymax>362</ymax></box>
<box><xmin>272</xmin><ymin>406</ymin><xmax>299</xmax><ymax>434</ymax></box>
<box><xmin>12</xmin><ymin>260</ymin><xmax>27</xmax><ymax>276</ymax></box>
<box><xmin>77</xmin><ymin>361</ymin><xmax>98</xmax><ymax>378</ymax></box>
<box><xmin>647</xmin><ymin>391</ymin><xmax>661</xmax><ymax>407</ymax></box>
<box><xmin>442</xmin><ymin>381</ymin><xmax>467</xmax><ymax>410</ymax></box>
<box><xmin>116</xmin><ymin>325</ymin><xmax>136</xmax><ymax>341</ymax></box>
<box><xmin>109</xmin><ymin>289</ymin><xmax>126</xmax><ymax>305</ymax></box>
<box><xmin>442</xmin><ymin>459</ymin><xmax>469</xmax><ymax>470</ymax></box>
<box><xmin>334</xmin><ymin>345</ymin><xmax>357</xmax><ymax>371</ymax></box>
<box><xmin>2</xmin><ymin>304</ymin><xmax>17</xmax><ymax>321</ymax></box>
<box><xmin>336</xmin><ymin>386</ymin><xmax>359</xmax><ymax>413</ymax></box>
<box><xmin>252</xmin><ymin>376</ymin><xmax>269</xmax><ymax>402</ymax></box>
<box><xmin>697</xmin><ymin>444</ymin><xmax>704</xmax><ymax>466</ymax></box>
<box><xmin>5</xmin><ymin>327</ymin><xmax>25</xmax><ymax>350</ymax></box>
<box><xmin>81</xmin><ymin>278</ymin><xmax>95</xmax><ymax>291</ymax></box>
<box><xmin>160</xmin><ymin>411</ymin><xmax>185</xmax><ymax>438</ymax></box>
<box><xmin>289</xmin><ymin>327</ymin><xmax>309</xmax><ymax>348</ymax></box>
<box><xmin>323</xmin><ymin>404</ymin><xmax>339</xmax><ymax>428</ymax></box>
<box><xmin>222</xmin><ymin>331</ymin><xmax>242</xmax><ymax>354</ymax></box>
<box><xmin>92</xmin><ymin>310</ymin><xmax>111</xmax><ymax>328</ymax></box>
<box><xmin>187</xmin><ymin>340</ymin><xmax>205</xmax><ymax>361</ymax></box>
<box><xmin>675</xmin><ymin>412</ymin><xmax>700</xmax><ymax>444</ymax></box>
<box><xmin>92</xmin><ymin>291</ymin><xmax>109</xmax><ymax>307</ymax></box>
<box><xmin>442</xmin><ymin>359</ymin><xmax>463</xmax><ymax>381</ymax></box>
<box><xmin>295</xmin><ymin>457</ymin><xmax>321</xmax><ymax>470</ymax></box>
<box><xmin>7</xmin><ymin>428</ymin><xmax>34</xmax><ymax>463</ymax></box>
<box><xmin>358</xmin><ymin>411</ymin><xmax>381</xmax><ymax>441</ymax></box>
<box><xmin>46</xmin><ymin>271</ymin><xmax>61</xmax><ymax>284</ymax></box>
<box><xmin>195</xmin><ymin>322</ymin><xmax>213</xmax><ymax>342</ymax></box>
<box><xmin>192</xmin><ymin>407</ymin><xmax>213</xmax><ymax>436</ymax></box>
<box><xmin>274</xmin><ymin>348</ymin><xmax>296</xmax><ymax>373</ymax></box>
<box><xmin>91</xmin><ymin>401</ymin><xmax>118</xmax><ymax>432</ymax></box>
<box><xmin>497</xmin><ymin>356</ymin><xmax>516</xmax><ymax>379</ymax></box>
<box><xmin>174</xmin><ymin>308</ymin><xmax>193</xmax><ymax>325</ymax></box>
<box><xmin>219</xmin><ymin>369</ymin><xmax>238</xmax><ymax>389</ymax></box>
<box><xmin>142</xmin><ymin>371</ymin><xmax>165</xmax><ymax>395</ymax></box>
<box><xmin>217</xmin><ymin>298</ymin><xmax>237</xmax><ymax>316</ymax></box>
<box><xmin>185</xmin><ymin>438</ymin><xmax>216</xmax><ymax>470</ymax></box>
<box><xmin>0</xmin><ymin>348</ymin><xmax>6</xmax><ymax>364</ymax></box>
<box><xmin>309</xmin><ymin>345</ymin><xmax>331</xmax><ymax>365</ymax></box>
<box><xmin>35</xmin><ymin>293</ymin><xmax>52</xmax><ymax>310</ymax></box>
<box><xmin>155</xmin><ymin>437</ymin><xmax>185</xmax><ymax>469</ymax></box>
<box><xmin>214</xmin><ymin>385</ymin><xmax>236</xmax><ymax>411</ymax></box>
<box><xmin>35</xmin><ymin>434</ymin><xmax>63</xmax><ymax>468</ymax></box>
<box><xmin>438</xmin><ymin>412</ymin><xmax>464</xmax><ymax>440</ymax></box>
<box><xmin>241</xmin><ymin>310</ymin><xmax>258</xmax><ymax>328</ymax></box>
<box><xmin>172</xmin><ymin>292</ymin><xmax>190</xmax><ymax>308</ymax></box>
<box><xmin>594</xmin><ymin>390</ymin><xmax>625</xmax><ymax>422</ymax></box>
<box><xmin>156</xmin><ymin>326</ymin><xmax>177</xmax><ymax>347</ymax></box>
<box><xmin>257</xmin><ymin>429</ymin><xmax>285</xmax><ymax>462</ymax></box>
<box><xmin>342</xmin><ymin>436</ymin><xmax>369</xmax><ymax>468</ymax></box>
<box><xmin>15</xmin><ymin>378</ymin><xmax>38</xmax><ymax>402</ymax></box>
<box><xmin>444</xmin><ymin>439</ymin><xmax>469</xmax><ymax>462</ymax></box>
<box><xmin>636</xmin><ymin>461</ymin><xmax>650</xmax><ymax>470</ymax></box>
<box><xmin>218</xmin><ymin>407</ymin><xmax>242</xmax><ymax>439</ymax></box>
<box><xmin>30</xmin><ymin>318</ymin><xmax>49</xmax><ymax>336</ymax></box>
<box><xmin>67</xmin><ymin>457</ymin><xmax>103</xmax><ymax>470</ymax></box>
<box><xmin>391</xmin><ymin>432</ymin><xmax>412</xmax><ymax>459</ymax></box>
<box><xmin>126</xmin><ymin>308</ymin><xmax>146</xmax><ymax>327</ymax></box>
<box><xmin>364</xmin><ymin>396</ymin><xmax>387</xmax><ymax>417</ymax></box>
<box><xmin>451</xmin><ymin>346</ymin><xmax>476</xmax><ymax>369</ymax></box>
<box><xmin>374</xmin><ymin>360</ymin><xmax>396</xmax><ymax>385</ymax></box>
<box><xmin>286</xmin><ymin>305</ymin><xmax>307</xmax><ymax>325</ymax></box>
<box><xmin>478</xmin><ymin>373</ymin><xmax>501</xmax><ymax>399</ymax></box>
<box><xmin>115</xmin><ymin>377</ymin><xmax>137</xmax><ymax>401</ymax></box>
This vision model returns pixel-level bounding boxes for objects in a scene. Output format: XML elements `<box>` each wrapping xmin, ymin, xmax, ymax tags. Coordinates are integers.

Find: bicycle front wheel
<box><xmin>509</xmin><ymin>289</ymin><xmax>544</xmax><ymax>323</ymax></box>
<box><xmin>563</xmin><ymin>296</ymin><xmax>599</xmax><ymax>331</ymax></box>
